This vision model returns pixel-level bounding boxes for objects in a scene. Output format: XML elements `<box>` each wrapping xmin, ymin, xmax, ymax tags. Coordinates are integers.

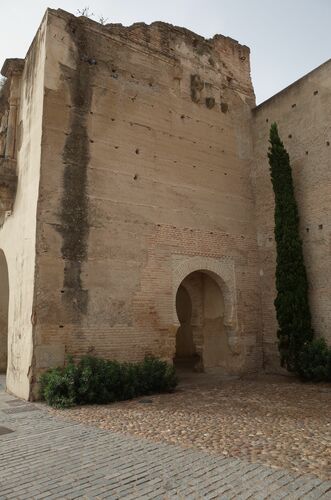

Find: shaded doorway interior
<box><xmin>174</xmin><ymin>284</ymin><xmax>197</xmax><ymax>369</ymax></box>
<box><xmin>0</xmin><ymin>250</ymin><xmax>9</xmax><ymax>374</ymax></box>
<box><xmin>174</xmin><ymin>271</ymin><xmax>228</xmax><ymax>372</ymax></box>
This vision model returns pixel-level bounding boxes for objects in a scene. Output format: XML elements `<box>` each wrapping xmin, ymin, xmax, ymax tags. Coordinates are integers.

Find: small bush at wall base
<box><xmin>39</xmin><ymin>355</ymin><xmax>178</xmax><ymax>408</ymax></box>
<box><xmin>297</xmin><ymin>339</ymin><xmax>331</xmax><ymax>383</ymax></box>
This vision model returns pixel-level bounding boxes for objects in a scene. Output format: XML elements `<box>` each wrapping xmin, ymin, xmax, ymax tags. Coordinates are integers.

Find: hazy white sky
<box><xmin>1</xmin><ymin>0</ymin><xmax>330</xmax><ymax>104</ymax></box>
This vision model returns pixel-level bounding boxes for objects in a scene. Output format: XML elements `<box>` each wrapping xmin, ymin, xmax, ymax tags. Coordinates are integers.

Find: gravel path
<box><xmin>52</xmin><ymin>373</ymin><xmax>331</xmax><ymax>481</ymax></box>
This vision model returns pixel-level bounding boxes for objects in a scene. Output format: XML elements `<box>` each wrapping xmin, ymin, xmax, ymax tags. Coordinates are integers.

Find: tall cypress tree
<box><xmin>268</xmin><ymin>123</ymin><xmax>313</xmax><ymax>372</ymax></box>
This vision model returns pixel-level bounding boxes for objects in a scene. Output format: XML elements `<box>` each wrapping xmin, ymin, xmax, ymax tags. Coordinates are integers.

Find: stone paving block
<box><xmin>1</xmin><ymin>390</ymin><xmax>330</xmax><ymax>500</ymax></box>
<box><xmin>304</xmin><ymin>482</ymin><xmax>331</xmax><ymax>499</ymax></box>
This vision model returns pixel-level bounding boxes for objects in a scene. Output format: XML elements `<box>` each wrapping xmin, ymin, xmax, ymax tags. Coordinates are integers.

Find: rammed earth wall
<box><xmin>252</xmin><ymin>61</ymin><xmax>331</xmax><ymax>371</ymax></box>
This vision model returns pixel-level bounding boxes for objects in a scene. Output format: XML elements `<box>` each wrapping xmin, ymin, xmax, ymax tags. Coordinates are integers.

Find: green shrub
<box><xmin>39</xmin><ymin>355</ymin><xmax>177</xmax><ymax>408</ymax></box>
<box><xmin>134</xmin><ymin>356</ymin><xmax>178</xmax><ymax>394</ymax></box>
<box><xmin>297</xmin><ymin>339</ymin><xmax>331</xmax><ymax>382</ymax></box>
<box><xmin>39</xmin><ymin>361</ymin><xmax>78</xmax><ymax>408</ymax></box>
<box><xmin>76</xmin><ymin>356</ymin><xmax>123</xmax><ymax>404</ymax></box>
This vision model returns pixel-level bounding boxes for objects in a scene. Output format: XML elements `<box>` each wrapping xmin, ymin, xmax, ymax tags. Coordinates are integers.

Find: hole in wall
<box><xmin>205</xmin><ymin>97</ymin><xmax>215</xmax><ymax>109</ymax></box>
<box><xmin>135</xmin><ymin>148</ymin><xmax>140</xmax><ymax>154</ymax></box>
<box><xmin>220</xmin><ymin>102</ymin><xmax>229</xmax><ymax>113</ymax></box>
<box><xmin>288</xmin><ymin>134</ymin><xmax>292</xmax><ymax>139</ymax></box>
<box><xmin>314</xmin><ymin>90</ymin><xmax>318</xmax><ymax>95</ymax></box>
<box><xmin>318</xmin><ymin>224</ymin><xmax>323</xmax><ymax>230</ymax></box>
<box><xmin>291</xmin><ymin>103</ymin><xmax>296</xmax><ymax>108</ymax></box>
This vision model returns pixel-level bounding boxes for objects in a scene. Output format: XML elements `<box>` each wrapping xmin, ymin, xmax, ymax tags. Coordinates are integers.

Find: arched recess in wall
<box><xmin>175</xmin><ymin>270</ymin><xmax>227</xmax><ymax>371</ymax></box>
<box><xmin>172</xmin><ymin>256</ymin><xmax>240</xmax><ymax>371</ymax></box>
<box><xmin>0</xmin><ymin>249</ymin><xmax>9</xmax><ymax>374</ymax></box>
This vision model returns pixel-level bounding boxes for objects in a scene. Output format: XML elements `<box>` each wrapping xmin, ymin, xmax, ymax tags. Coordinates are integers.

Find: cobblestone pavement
<box><xmin>1</xmin><ymin>376</ymin><xmax>331</xmax><ymax>499</ymax></box>
<box><xmin>52</xmin><ymin>373</ymin><xmax>331</xmax><ymax>481</ymax></box>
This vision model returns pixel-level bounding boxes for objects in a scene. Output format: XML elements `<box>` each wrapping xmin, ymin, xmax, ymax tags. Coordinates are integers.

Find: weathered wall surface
<box><xmin>252</xmin><ymin>61</ymin><xmax>331</xmax><ymax>371</ymax></box>
<box><xmin>0</xmin><ymin>250</ymin><xmax>9</xmax><ymax>372</ymax></box>
<box><xmin>0</xmin><ymin>19</ymin><xmax>47</xmax><ymax>398</ymax></box>
<box><xmin>31</xmin><ymin>8</ymin><xmax>262</xmax><ymax>392</ymax></box>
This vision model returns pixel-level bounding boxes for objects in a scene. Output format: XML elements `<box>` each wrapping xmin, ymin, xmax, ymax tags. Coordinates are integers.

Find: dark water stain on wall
<box><xmin>59</xmin><ymin>17</ymin><xmax>94</xmax><ymax>318</ymax></box>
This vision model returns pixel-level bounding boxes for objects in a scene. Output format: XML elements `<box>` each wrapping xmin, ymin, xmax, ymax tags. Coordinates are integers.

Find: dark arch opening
<box><xmin>0</xmin><ymin>250</ymin><xmax>9</xmax><ymax>374</ymax></box>
<box><xmin>174</xmin><ymin>270</ymin><xmax>227</xmax><ymax>372</ymax></box>
<box><xmin>174</xmin><ymin>284</ymin><xmax>197</xmax><ymax>369</ymax></box>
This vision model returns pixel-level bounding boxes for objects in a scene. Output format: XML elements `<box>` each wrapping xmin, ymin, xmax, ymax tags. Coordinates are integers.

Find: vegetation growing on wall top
<box><xmin>77</xmin><ymin>6</ymin><xmax>108</xmax><ymax>25</ymax></box>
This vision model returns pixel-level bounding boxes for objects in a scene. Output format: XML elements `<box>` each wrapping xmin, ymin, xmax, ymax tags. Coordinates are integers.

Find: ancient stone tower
<box><xmin>0</xmin><ymin>9</ymin><xmax>330</xmax><ymax>399</ymax></box>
